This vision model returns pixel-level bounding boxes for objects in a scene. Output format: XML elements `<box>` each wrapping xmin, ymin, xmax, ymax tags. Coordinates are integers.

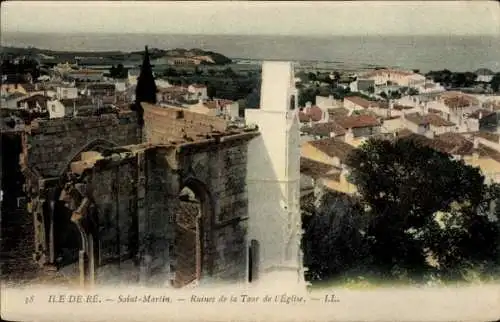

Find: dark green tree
<box><xmin>133</xmin><ymin>46</ymin><xmax>157</xmax><ymax>126</ymax></box>
<box><xmin>207</xmin><ymin>84</ymin><xmax>217</xmax><ymax>99</ymax></box>
<box><xmin>345</xmin><ymin>137</ymin><xmax>490</xmax><ymax>280</ymax></box>
<box><xmin>408</xmin><ymin>88</ymin><xmax>419</xmax><ymax>96</ymax></box>
<box><xmin>109</xmin><ymin>63</ymin><xmax>127</xmax><ymax>79</ymax></box>
<box><xmin>490</xmin><ymin>73</ymin><xmax>500</xmax><ymax>92</ymax></box>
<box><xmin>298</xmin><ymin>87</ymin><xmax>320</xmax><ymax>106</ymax></box>
<box><xmin>302</xmin><ymin>190</ymin><xmax>368</xmax><ymax>282</ymax></box>
<box><xmin>135</xmin><ymin>45</ymin><xmax>157</xmax><ymax>105</ymax></box>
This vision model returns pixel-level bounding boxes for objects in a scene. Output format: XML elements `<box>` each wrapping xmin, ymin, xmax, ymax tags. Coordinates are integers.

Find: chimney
<box><xmin>473</xmin><ymin>137</ymin><xmax>479</xmax><ymax>149</ymax></box>
<box><xmin>345</xmin><ymin>127</ymin><xmax>354</xmax><ymax>142</ymax></box>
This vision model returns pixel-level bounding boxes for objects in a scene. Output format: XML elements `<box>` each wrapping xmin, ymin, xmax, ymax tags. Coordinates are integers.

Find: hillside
<box><xmin>129</xmin><ymin>48</ymin><xmax>232</xmax><ymax>65</ymax></box>
<box><xmin>1</xmin><ymin>46</ymin><xmax>232</xmax><ymax>65</ymax></box>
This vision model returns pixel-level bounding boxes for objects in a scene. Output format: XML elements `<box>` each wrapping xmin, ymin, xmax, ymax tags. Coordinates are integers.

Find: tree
<box><xmin>345</xmin><ymin>137</ymin><xmax>493</xmax><ymax>280</ymax></box>
<box><xmin>389</xmin><ymin>90</ymin><xmax>402</xmax><ymax>100</ymax></box>
<box><xmin>302</xmin><ymin>190</ymin><xmax>368</xmax><ymax>282</ymax></box>
<box><xmin>307</xmin><ymin>72</ymin><xmax>317</xmax><ymax>82</ymax></box>
<box><xmin>490</xmin><ymin>73</ymin><xmax>500</xmax><ymax>92</ymax></box>
<box><xmin>222</xmin><ymin>67</ymin><xmax>236</xmax><ymax>78</ymax></box>
<box><xmin>133</xmin><ymin>46</ymin><xmax>157</xmax><ymax>126</ymax></box>
<box><xmin>109</xmin><ymin>63</ymin><xmax>127</xmax><ymax>79</ymax></box>
<box><xmin>408</xmin><ymin>88</ymin><xmax>419</xmax><ymax>96</ymax></box>
<box><xmin>298</xmin><ymin>87</ymin><xmax>319</xmax><ymax>106</ymax></box>
<box><xmin>194</xmin><ymin>66</ymin><xmax>203</xmax><ymax>76</ymax></box>
<box><xmin>207</xmin><ymin>84</ymin><xmax>217</xmax><ymax>99</ymax></box>
<box><xmin>135</xmin><ymin>45</ymin><xmax>157</xmax><ymax>105</ymax></box>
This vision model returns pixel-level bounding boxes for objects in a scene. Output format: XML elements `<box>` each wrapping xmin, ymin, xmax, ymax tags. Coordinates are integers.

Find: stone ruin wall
<box><xmin>141</xmin><ymin>103</ymin><xmax>229</xmax><ymax>144</ymax></box>
<box><xmin>141</xmin><ymin>104</ymin><xmax>253</xmax><ymax>282</ymax></box>
<box><xmin>21</xmin><ymin>111</ymin><xmax>141</xmax><ymax>178</ymax></box>
<box><xmin>9</xmin><ymin>104</ymin><xmax>257</xmax><ymax>286</ymax></box>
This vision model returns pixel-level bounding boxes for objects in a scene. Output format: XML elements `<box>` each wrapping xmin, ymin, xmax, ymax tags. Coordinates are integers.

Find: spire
<box><xmin>135</xmin><ymin>45</ymin><xmax>157</xmax><ymax>105</ymax></box>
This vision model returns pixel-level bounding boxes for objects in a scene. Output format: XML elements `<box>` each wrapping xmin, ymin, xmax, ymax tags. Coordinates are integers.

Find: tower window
<box><xmin>248</xmin><ymin>239</ymin><xmax>260</xmax><ymax>283</ymax></box>
<box><xmin>289</xmin><ymin>95</ymin><xmax>296</xmax><ymax>111</ymax></box>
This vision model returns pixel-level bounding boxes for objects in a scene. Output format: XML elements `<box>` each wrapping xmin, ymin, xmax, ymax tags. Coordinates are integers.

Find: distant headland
<box><xmin>1</xmin><ymin>46</ymin><xmax>233</xmax><ymax>66</ymax></box>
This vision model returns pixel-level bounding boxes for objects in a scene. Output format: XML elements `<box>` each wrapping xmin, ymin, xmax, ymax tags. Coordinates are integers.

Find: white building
<box><xmin>245</xmin><ymin>61</ymin><xmax>304</xmax><ymax>285</ymax></box>
<box><xmin>127</xmin><ymin>69</ymin><xmax>140</xmax><ymax>86</ymax></box>
<box><xmin>188</xmin><ymin>84</ymin><xmax>208</xmax><ymax>100</ymax></box>
<box><xmin>47</xmin><ymin>99</ymin><xmax>69</xmax><ymax>119</ymax></box>
<box><xmin>115</xmin><ymin>81</ymin><xmax>127</xmax><ymax>92</ymax></box>
<box><xmin>475</xmin><ymin>69</ymin><xmax>495</xmax><ymax>83</ymax></box>
<box><xmin>155</xmin><ymin>79</ymin><xmax>172</xmax><ymax>89</ymax></box>
<box><xmin>315</xmin><ymin>95</ymin><xmax>342</xmax><ymax>110</ymax></box>
<box><xmin>362</xmin><ymin>69</ymin><xmax>427</xmax><ymax>87</ymax></box>
<box><xmin>56</xmin><ymin>86</ymin><xmax>78</xmax><ymax>100</ymax></box>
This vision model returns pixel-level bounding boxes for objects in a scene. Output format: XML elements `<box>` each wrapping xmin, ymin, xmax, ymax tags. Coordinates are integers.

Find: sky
<box><xmin>2</xmin><ymin>1</ymin><xmax>499</xmax><ymax>36</ymax></box>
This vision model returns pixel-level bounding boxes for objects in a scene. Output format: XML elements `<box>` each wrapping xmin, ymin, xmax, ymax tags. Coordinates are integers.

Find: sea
<box><xmin>1</xmin><ymin>32</ymin><xmax>499</xmax><ymax>73</ymax></box>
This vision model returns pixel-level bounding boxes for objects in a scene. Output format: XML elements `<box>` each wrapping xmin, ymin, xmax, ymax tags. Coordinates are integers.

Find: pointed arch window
<box><xmin>289</xmin><ymin>95</ymin><xmax>296</xmax><ymax>111</ymax></box>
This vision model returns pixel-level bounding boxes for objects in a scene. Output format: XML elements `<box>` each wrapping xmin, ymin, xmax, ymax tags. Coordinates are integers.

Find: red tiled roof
<box><xmin>428</xmin><ymin>108</ymin><xmax>442</xmax><ymax>114</ymax></box>
<box><xmin>475</xmin><ymin>131</ymin><xmax>500</xmax><ymax>143</ymax></box>
<box><xmin>298</xmin><ymin>111</ymin><xmax>311</xmax><ymax>123</ymax></box>
<box><xmin>392</xmin><ymin>104</ymin><xmax>414</xmax><ymax>111</ymax></box>
<box><xmin>477</xmin><ymin>144</ymin><xmax>500</xmax><ymax>163</ymax></box>
<box><xmin>298</xmin><ymin>106</ymin><xmax>323</xmax><ymax>123</ymax></box>
<box><xmin>344</xmin><ymin>96</ymin><xmax>379</xmax><ymax>109</ymax></box>
<box><xmin>440</xmin><ymin>91</ymin><xmax>479</xmax><ymax>107</ymax></box>
<box><xmin>397</xmin><ymin>131</ymin><xmax>474</xmax><ymax>156</ymax></box>
<box><xmin>405</xmin><ymin>112</ymin><xmax>455</xmax><ymax>127</ymax></box>
<box><xmin>444</xmin><ymin>97</ymin><xmax>471</xmax><ymax>108</ymax></box>
<box><xmin>335</xmin><ymin>115</ymin><xmax>380</xmax><ymax>129</ymax></box>
<box><xmin>433</xmin><ymin>132</ymin><xmax>474</xmax><ymax>155</ymax></box>
<box><xmin>301</xmin><ymin>121</ymin><xmax>346</xmax><ymax>137</ymax></box>
<box><xmin>468</xmin><ymin>109</ymin><xmax>495</xmax><ymax>119</ymax></box>
<box><xmin>307</xmin><ymin>138</ymin><xmax>355</xmax><ymax>163</ymax></box>
<box><xmin>327</xmin><ymin>107</ymin><xmax>350</xmax><ymax>117</ymax></box>
<box><xmin>300</xmin><ymin>157</ymin><xmax>338</xmax><ymax>179</ymax></box>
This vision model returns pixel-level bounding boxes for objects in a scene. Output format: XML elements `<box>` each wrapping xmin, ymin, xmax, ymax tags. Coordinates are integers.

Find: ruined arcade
<box><xmin>2</xmin><ymin>60</ymin><xmax>304</xmax><ymax>288</ymax></box>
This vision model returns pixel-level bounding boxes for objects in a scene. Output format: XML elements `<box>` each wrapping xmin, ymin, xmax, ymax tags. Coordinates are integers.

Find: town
<box><xmin>1</xmin><ymin>42</ymin><xmax>500</xmax><ymax>289</ymax></box>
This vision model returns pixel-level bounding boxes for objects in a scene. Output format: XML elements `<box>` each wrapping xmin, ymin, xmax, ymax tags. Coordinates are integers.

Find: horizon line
<box><xmin>2</xmin><ymin>31</ymin><xmax>499</xmax><ymax>38</ymax></box>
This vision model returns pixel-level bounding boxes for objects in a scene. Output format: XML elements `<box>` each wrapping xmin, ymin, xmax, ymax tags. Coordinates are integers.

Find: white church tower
<box><xmin>245</xmin><ymin>61</ymin><xmax>304</xmax><ymax>286</ymax></box>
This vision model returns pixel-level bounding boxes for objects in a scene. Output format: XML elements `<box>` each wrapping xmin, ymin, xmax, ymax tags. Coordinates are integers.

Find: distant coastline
<box><xmin>2</xmin><ymin>32</ymin><xmax>499</xmax><ymax>73</ymax></box>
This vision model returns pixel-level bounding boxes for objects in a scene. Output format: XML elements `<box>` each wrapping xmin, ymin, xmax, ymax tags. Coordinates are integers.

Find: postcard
<box><xmin>1</xmin><ymin>1</ymin><xmax>500</xmax><ymax>321</ymax></box>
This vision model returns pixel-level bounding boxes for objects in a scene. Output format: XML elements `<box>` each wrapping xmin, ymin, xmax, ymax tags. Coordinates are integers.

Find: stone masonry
<box><xmin>11</xmin><ymin>103</ymin><xmax>259</xmax><ymax>288</ymax></box>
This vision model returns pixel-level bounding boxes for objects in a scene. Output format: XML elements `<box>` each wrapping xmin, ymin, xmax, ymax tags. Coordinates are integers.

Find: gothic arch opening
<box><xmin>172</xmin><ymin>178</ymin><xmax>213</xmax><ymax>288</ymax></box>
<box><xmin>57</xmin><ymin>139</ymin><xmax>119</xmax><ymax>178</ymax></box>
<box><xmin>52</xmin><ymin>179</ymin><xmax>99</xmax><ymax>280</ymax></box>
<box><xmin>248</xmin><ymin>239</ymin><xmax>260</xmax><ymax>283</ymax></box>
